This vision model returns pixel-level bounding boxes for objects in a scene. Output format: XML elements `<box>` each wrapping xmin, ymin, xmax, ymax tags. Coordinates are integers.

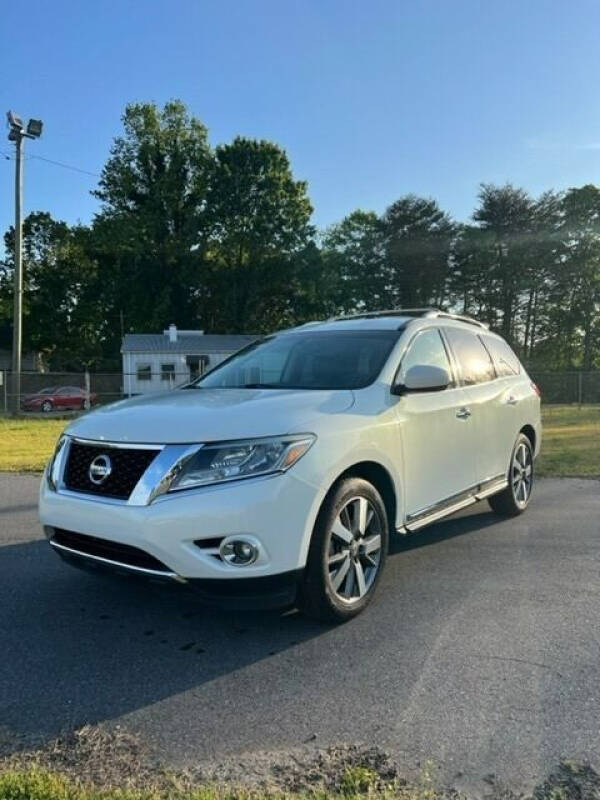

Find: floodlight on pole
<box><xmin>7</xmin><ymin>111</ymin><xmax>24</xmax><ymax>131</ymax></box>
<box><xmin>6</xmin><ymin>109</ymin><xmax>43</xmax><ymax>412</ymax></box>
<box><xmin>26</xmin><ymin>119</ymin><xmax>43</xmax><ymax>138</ymax></box>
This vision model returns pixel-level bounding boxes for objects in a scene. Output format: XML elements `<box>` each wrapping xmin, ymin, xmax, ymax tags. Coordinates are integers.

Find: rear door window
<box><xmin>444</xmin><ymin>328</ymin><xmax>495</xmax><ymax>385</ymax></box>
<box><xmin>481</xmin><ymin>335</ymin><xmax>521</xmax><ymax>377</ymax></box>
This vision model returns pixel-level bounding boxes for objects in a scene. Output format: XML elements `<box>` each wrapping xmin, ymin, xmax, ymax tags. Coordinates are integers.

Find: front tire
<box><xmin>41</xmin><ymin>400</ymin><xmax>53</xmax><ymax>413</ymax></box>
<box><xmin>488</xmin><ymin>433</ymin><xmax>534</xmax><ymax>517</ymax></box>
<box><xmin>299</xmin><ymin>477</ymin><xmax>389</xmax><ymax>623</ymax></box>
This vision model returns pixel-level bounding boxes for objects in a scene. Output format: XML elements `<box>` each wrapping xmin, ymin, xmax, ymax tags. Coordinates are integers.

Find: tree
<box><xmin>382</xmin><ymin>195</ymin><xmax>455</xmax><ymax>309</ymax></box>
<box><xmin>93</xmin><ymin>100</ymin><xmax>213</xmax><ymax>335</ymax></box>
<box><xmin>448</xmin><ymin>224</ymin><xmax>498</xmax><ymax>322</ymax></box>
<box><xmin>202</xmin><ymin>136</ymin><xmax>314</xmax><ymax>332</ymax></box>
<box><xmin>1</xmin><ymin>212</ymin><xmax>103</xmax><ymax>368</ymax></box>
<box><xmin>469</xmin><ymin>184</ymin><xmax>536</xmax><ymax>343</ymax></box>
<box><xmin>321</xmin><ymin>210</ymin><xmax>387</xmax><ymax>314</ymax></box>
<box><xmin>546</xmin><ymin>185</ymin><xmax>600</xmax><ymax>368</ymax></box>
<box><xmin>520</xmin><ymin>190</ymin><xmax>563</xmax><ymax>362</ymax></box>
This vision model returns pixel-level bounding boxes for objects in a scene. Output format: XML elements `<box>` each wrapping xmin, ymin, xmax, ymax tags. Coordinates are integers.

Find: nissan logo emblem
<box><xmin>88</xmin><ymin>454</ymin><xmax>112</xmax><ymax>485</ymax></box>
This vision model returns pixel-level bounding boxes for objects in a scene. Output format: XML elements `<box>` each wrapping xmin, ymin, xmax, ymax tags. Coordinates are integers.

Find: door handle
<box><xmin>456</xmin><ymin>407</ymin><xmax>471</xmax><ymax>419</ymax></box>
<box><xmin>506</xmin><ymin>396</ymin><xmax>518</xmax><ymax>406</ymax></box>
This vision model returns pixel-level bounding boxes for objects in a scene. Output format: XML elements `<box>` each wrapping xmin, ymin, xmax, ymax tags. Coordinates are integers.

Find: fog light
<box><xmin>220</xmin><ymin>537</ymin><xmax>259</xmax><ymax>566</ymax></box>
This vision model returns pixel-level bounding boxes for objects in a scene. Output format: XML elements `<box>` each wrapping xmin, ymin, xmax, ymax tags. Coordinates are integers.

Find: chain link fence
<box><xmin>1</xmin><ymin>369</ymin><xmax>599</xmax><ymax>415</ymax></box>
<box><xmin>527</xmin><ymin>370</ymin><xmax>600</xmax><ymax>404</ymax></box>
<box><xmin>0</xmin><ymin>371</ymin><xmax>192</xmax><ymax>414</ymax></box>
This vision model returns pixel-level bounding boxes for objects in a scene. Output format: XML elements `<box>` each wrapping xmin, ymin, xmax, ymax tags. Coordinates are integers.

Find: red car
<box><xmin>21</xmin><ymin>386</ymin><xmax>98</xmax><ymax>412</ymax></box>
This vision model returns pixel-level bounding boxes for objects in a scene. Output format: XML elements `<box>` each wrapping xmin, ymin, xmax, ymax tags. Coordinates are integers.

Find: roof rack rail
<box><xmin>333</xmin><ymin>308</ymin><xmax>439</xmax><ymax>321</ymax></box>
<box><xmin>424</xmin><ymin>310</ymin><xmax>488</xmax><ymax>329</ymax></box>
<box><xmin>332</xmin><ymin>308</ymin><xmax>488</xmax><ymax>329</ymax></box>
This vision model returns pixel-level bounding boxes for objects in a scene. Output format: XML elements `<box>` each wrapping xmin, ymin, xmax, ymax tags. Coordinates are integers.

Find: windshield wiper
<box><xmin>240</xmin><ymin>383</ymin><xmax>281</xmax><ymax>389</ymax></box>
<box><xmin>184</xmin><ymin>382</ymin><xmax>283</xmax><ymax>390</ymax></box>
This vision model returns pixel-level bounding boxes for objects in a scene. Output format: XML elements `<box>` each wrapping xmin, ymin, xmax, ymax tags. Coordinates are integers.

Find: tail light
<box><xmin>531</xmin><ymin>381</ymin><xmax>541</xmax><ymax>398</ymax></box>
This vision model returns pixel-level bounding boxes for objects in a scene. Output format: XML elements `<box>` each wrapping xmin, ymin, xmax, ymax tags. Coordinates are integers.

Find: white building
<box><xmin>121</xmin><ymin>325</ymin><xmax>257</xmax><ymax>395</ymax></box>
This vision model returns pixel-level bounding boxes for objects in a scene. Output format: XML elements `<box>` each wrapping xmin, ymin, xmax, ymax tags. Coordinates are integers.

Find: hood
<box><xmin>65</xmin><ymin>387</ymin><xmax>355</xmax><ymax>444</ymax></box>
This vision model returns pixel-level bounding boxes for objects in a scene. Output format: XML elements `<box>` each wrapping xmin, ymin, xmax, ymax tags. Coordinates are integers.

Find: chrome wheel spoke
<box><xmin>363</xmin><ymin>533</ymin><xmax>381</xmax><ymax>554</ymax></box>
<box><xmin>341</xmin><ymin>506</ymin><xmax>352</xmax><ymax>530</ymax></box>
<box><xmin>512</xmin><ymin>470</ymin><xmax>521</xmax><ymax>487</ymax></box>
<box><xmin>356</xmin><ymin>497</ymin><xmax>369</xmax><ymax>535</ymax></box>
<box><xmin>355</xmin><ymin>560</ymin><xmax>367</xmax><ymax>598</ymax></box>
<box><xmin>328</xmin><ymin>550</ymin><xmax>347</xmax><ymax>566</ymax></box>
<box><xmin>331</xmin><ymin>554</ymin><xmax>351</xmax><ymax>590</ymax></box>
<box><xmin>331</xmin><ymin>518</ymin><xmax>353</xmax><ymax>544</ymax></box>
<box><xmin>343</xmin><ymin>561</ymin><xmax>356</xmax><ymax>598</ymax></box>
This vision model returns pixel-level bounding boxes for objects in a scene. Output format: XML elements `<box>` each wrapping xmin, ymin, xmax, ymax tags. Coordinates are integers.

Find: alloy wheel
<box><xmin>326</xmin><ymin>495</ymin><xmax>383</xmax><ymax>604</ymax></box>
<box><xmin>512</xmin><ymin>441</ymin><xmax>533</xmax><ymax>507</ymax></box>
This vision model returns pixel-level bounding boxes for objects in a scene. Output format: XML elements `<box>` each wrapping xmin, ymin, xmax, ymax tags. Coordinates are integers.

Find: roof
<box><xmin>121</xmin><ymin>334</ymin><xmax>259</xmax><ymax>354</ymax></box>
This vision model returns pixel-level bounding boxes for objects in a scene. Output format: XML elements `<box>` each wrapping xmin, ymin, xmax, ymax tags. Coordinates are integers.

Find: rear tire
<box><xmin>299</xmin><ymin>477</ymin><xmax>389</xmax><ymax>623</ymax></box>
<box><xmin>488</xmin><ymin>433</ymin><xmax>534</xmax><ymax>517</ymax></box>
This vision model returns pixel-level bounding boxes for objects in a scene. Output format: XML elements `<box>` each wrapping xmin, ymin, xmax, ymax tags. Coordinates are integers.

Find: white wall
<box><xmin>122</xmin><ymin>351</ymin><xmax>231</xmax><ymax>395</ymax></box>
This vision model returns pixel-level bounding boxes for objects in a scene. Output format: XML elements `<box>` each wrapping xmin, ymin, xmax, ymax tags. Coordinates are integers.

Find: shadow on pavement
<box><xmin>0</xmin><ymin>501</ymin><xmax>501</xmax><ymax>755</ymax></box>
<box><xmin>0</xmin><ymin>538</ymin><xmax>329</xmax><ymax>752</ymax></box>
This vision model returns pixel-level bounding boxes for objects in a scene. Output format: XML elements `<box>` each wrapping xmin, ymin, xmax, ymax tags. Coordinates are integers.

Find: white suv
<box><xmin>40</xmin><ymin>310</ymin><xmax>541</xmax><ymax>622</ymax></box>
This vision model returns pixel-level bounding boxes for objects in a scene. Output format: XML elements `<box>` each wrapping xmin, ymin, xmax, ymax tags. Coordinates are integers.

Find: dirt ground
<box><xmin>2</xmin><ymin>724</ymin><xmax>600</xmax><ymax>800</ymax></box>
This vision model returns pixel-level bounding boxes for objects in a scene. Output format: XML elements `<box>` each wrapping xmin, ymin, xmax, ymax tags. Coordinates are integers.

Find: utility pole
<box><xmin>11</xmin><ymin>130</ymin><xmax>23</xmax><ymax>409</ymax></box>
<box><xmin>6</xmin><ymin>111</ymin><xmax>43</xmax><ymax>412</ymax></box>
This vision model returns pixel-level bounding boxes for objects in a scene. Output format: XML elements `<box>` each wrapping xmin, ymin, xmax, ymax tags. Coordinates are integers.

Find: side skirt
<box><xmin>396</xmin><ymin>476</ymin><xmax>508</xmax><ymax>535</ymax></box>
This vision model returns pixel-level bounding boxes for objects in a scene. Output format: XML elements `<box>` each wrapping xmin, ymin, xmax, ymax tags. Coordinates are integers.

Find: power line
<box><xmin>0</xmin><ymin>150</ymin><xmax>99</xmax><ymax>177</ymax></box>
<box><xmin>29</xmin><ymin>153</ymin><xmax>100</xmax><ymax>177</ymax></box>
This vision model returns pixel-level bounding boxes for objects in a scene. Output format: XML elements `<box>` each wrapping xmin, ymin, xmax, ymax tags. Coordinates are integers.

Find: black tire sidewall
<box><xmin>42</xmin><ymin>401</ymin><xmax>53</xmax><ymax>412</ymax></box>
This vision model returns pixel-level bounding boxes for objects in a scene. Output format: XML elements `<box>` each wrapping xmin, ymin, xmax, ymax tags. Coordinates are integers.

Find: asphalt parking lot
<box><xmin>1</xmin><ymin>473</ymin><xmax>599</xmax><ymax>793</ymax></box>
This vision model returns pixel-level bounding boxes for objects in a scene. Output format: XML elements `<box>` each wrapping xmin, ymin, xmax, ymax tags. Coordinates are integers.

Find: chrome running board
<box><xmin>396</xmin><ymin>476</ymin><xmax>508</xmax><ymax>534</ymax></box>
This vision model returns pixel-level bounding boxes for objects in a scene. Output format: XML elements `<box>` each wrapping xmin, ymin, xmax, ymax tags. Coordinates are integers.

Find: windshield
<box><xmin>190</xmin><ymin>330</ymin><xmax>400</xmax><ymax>390</ymax></box>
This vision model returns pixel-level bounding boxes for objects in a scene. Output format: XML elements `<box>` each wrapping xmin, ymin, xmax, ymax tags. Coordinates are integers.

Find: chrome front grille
<box><xmin>64</xmin><ymin>441</ymin><xmax>161</xmax><ymax>500</ymax></box>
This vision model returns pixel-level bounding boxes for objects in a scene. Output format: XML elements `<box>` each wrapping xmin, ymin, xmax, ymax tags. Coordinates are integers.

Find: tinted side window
<box><xmin>399</xmin><ymin>329</ymin><xmax>452</xmax><ymax>384</ymax></box>
<box><xmin>444</xmin><ymin>328</ymin><xmax>495</xmax><ymax>385</ymax></box>
<box><xmin>482</xmin><ymin>335</ymin><xmax>521</xmax><ymax>377</ymax></box>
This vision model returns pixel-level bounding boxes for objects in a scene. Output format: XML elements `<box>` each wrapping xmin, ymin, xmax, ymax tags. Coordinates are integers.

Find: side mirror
<box><xmin>392</xmin><ymin>364</ymin><xmax>450</xmax><ymax>395</ymax></box>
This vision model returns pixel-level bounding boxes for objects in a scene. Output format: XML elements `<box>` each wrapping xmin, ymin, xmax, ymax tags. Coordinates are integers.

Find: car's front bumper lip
<box><xmin>45</xmin><ymin>527</ymin><xmax>184</xmax><ymax>582</ymax></box>
<box><xmin>45</xmin><ymin>524</ymin><xmax>302</xmax><ymax>609</ymax></box>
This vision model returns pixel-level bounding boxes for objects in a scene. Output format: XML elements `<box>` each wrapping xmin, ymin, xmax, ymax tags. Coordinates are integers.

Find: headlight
<box><xmin>47</xmin><ymin>435</ymin><xmax>68</xmax><ymax>490</ymax></box>
<box><xmin>167</xmin><ymin>435</ymin><xmax>316</xmax><ymax>492</ymax></box>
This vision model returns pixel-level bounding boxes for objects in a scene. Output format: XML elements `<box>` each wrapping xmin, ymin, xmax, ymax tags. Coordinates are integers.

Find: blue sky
<box><xmin>2</xmin><ymin>0</ymin><xmax>600</xmax><ymax>237</ymax></box>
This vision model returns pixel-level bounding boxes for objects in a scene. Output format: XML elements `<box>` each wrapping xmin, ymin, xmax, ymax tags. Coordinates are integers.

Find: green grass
<box><xmin>0</xmin><ymin>769</ymin><xmax>194</xmax><ymax>800</ymax></box>
<box><xmin>0</xmin><ymin>406</ymin><xmax>599</xmax><ymax>477</ymax></box>
<box><xmin>536</xmin><ymin>405</ymin><xmax>600</xmax><ymax>477</ymax></box>
<box><xmin>0</xmin><ymin>767</ymin><xmax>427</xmax><ymax>800</ymax></box>
<box><xmin>0</xmin><ymin>417</ymin><xmax>66</xmax><ymax>472</ymax></box>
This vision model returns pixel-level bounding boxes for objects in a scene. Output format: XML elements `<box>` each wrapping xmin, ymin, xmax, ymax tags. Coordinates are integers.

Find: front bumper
<box><xmin>39</xmin><ymin>468</ymin><xmax>323</xmax><ymax>587</ymax></box>
<box><xmin>45</xmin><ymin>526</ymin><xmax>303</xmax><ymax>609</ymax></box>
